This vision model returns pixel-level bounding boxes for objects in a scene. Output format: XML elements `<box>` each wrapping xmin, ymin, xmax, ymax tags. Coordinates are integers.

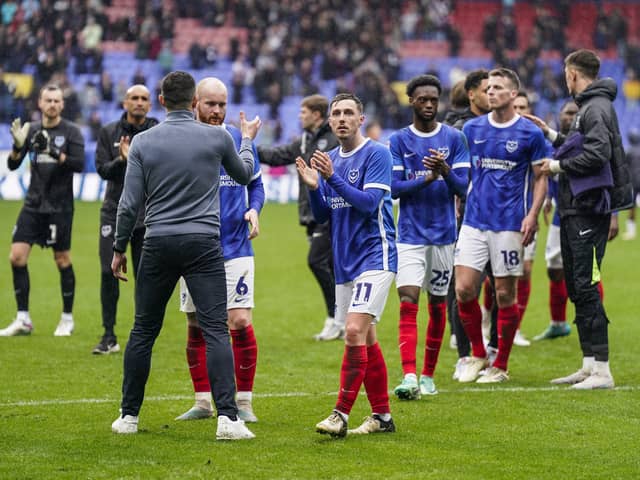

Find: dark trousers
<box><xmin>560</xmin><ymin>214</ymin><xmax>611</xmax><ymax>361</ymax></box>
<box><xmin>99</xmin><ymin>213</ymin><xmax>144</xmax><ymax>336</ymax></box>
<box><xmin>121</xmin><ymin>234</ymin><xmax>236</xmax><ymax>418</ymax></box>
<box><xmin>306</xmin><ymin>222</ymin><xmax>335</xmax><ymax>318</ymax></box>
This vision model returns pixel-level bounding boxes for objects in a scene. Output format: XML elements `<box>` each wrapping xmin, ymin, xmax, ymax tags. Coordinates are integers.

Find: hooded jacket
<box><xmin>553</xmin><ymin>78</ymin><xmax>633</xmax><ymax>216</ymax></box>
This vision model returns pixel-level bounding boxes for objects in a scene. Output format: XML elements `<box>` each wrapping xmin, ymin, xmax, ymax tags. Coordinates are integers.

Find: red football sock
<box><xmin>422</xmin><ymin>302</ymin><xmax>446</xmax><ymax>377</ymax></box>
<box><xmin>516</xmin><ymin>277</ymin><xmax>531</xmax><ymax>327</ymax></box>
<box><xmin>482</xmin><ymin>277</ymin><xmax>494</xmax><ymax>311</ymax></box>
<box><xmin>186</xmin><ymin>325</ymin><xmax>210</xmax><ymax>393</ymax></box>
<box><xmin>230</xmin><ymin>325</ymin><xmax>258</xmax><ymax>392</ymax></box>
<box><xmin>335</xmin><ymin>345</ymin><xmax>367</xmax><ymax>415</ymax></box>
<box><xmin>493</xmin><ymin>304</ymin><xmax>520</xmax><ymax>371</ymax></box>
<box><xmin>458</xmin><ymin>298</ymin><xmax>486</xmax><ymax>358</ymax></box>
<box><xmin>398</xmin><ymin>302</ymin><xmax>418</xmax><ymax>375</ymax></box>
<box><xmin>597</xmin><ymin>282</ymin><xmax>604</xmax><ymax>302</ymax></box>
<box><xmin>363</xmin><ymin>343</ymin><xmax>390</xmax><ymax>415</ymax></box>
<box><xmin>549</xmin><ymin>279</ymin><xmax>568</xmax><ymax>322</ymax></box>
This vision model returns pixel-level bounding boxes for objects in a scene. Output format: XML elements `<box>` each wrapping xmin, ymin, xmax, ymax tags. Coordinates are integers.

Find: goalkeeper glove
<box><xmin>10</xmin><ymin>118</ymin><xmax>30</xmax><ymax>150</ymax></box>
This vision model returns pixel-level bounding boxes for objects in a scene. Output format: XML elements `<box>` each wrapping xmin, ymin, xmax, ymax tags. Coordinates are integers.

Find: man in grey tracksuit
<box><xmin>110</xmin><ymin>71</ymin><xmax>260</xmax><ymax>440</ymax></box>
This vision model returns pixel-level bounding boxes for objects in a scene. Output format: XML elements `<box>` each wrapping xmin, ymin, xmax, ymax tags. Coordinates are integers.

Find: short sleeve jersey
<box><xmin>462</xmin><ymin>114</ymin><xmax>547</xmax><ymax>232</ymax></box>
<box><xmin>389</xmin><ymin>123</ymin><xmax>470</xmax><ymax>245</ymax></box>
<box><xmin>220</xmin><ymin>124</ymin><xmax>262</xmax><ymax>260</ymax></box>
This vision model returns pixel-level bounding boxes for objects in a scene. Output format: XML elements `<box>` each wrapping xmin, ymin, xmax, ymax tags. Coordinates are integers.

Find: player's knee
<box><xmin>455</xmin><ymin>284</ymin><xmax>475</xmax><ymax>304</ymax></box>
<box><xmin>54</xmin><ymin>252</ymin><xmax>71</xmax><ymax>269</ymax></box>
<box><xmin>428</xmin><ymin>294</ymin><xmax>446</xmax><ymax>305</ymax></box>
<box><xmin>186</xmin><ymin>312</ymin><xmax>198</xmax><ymax>327</ymax></box>
<box><xmin>9</xmin><ymin>251</ymin><xmax>27</xmax><ymax>267</ymax></box>
<box><xmin>494</xmin><ymin>288</ymin><xmax>515</xmax><ymax>308</ymax></box>
<box><xmin>398</xmin><ymin>294</ymin><xmax>418</xmax><ymax>305</ymax></box>
<box><xmin>227</xmin><ymin>312</ymin><xmax>251</xmax><ymax>330</ymax></box>
<box><xmin>547</xmin><ymin>268</ymin><xmax>563</xmax><ymax>283</ymax></box>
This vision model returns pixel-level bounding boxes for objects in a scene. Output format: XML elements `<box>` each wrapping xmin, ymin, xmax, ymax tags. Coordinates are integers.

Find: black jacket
<box><xmin>258</xmin><ymin>121</ymin><xmax>338</xmax><ymax>226</ymax></box>
<box><xmin>553</xmin><ymin>78</ymin><xmax>633</xmax><ymax>216</ymax></box>
<box><xmin>7</xmin><ymin>119</ymin><xmax>85</xmax><ymax>213</ymax></box>
<box><xmin>95</xmin><ymin>113</ymin><xmax>159</xmax><ymax>218</ymax></box>
<box><xmin>449</xmin><ymin>108</ymin><xmax>478</xmax><ymax>131</ymax></box>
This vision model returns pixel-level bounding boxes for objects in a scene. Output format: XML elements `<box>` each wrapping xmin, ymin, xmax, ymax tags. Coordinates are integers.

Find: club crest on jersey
<box><xmin>348</xmin><ymin>168</ymin><xmax>360</xmax><ymax>183</ymax></box>
<box><xmin>54</xmin><ymin>136</ymin><xmax>65</xmax><ymax>148</ymax></box>
<box><xmin>317</xmin><ymin>139</ymin><xmax>328</xmax><ymax>151</ymax></box>
<box><xmin>506</xmin><ymin>140</ymin><xmax>518</xmax><ymax>153</ymax></box>
<box><xmin>101</xmin><ymin>225</ymin><xmax>112</xmax><ymax>237</ymax></box>
<box><xmin>437</xmin><ymin>146</ymin><xmax>450</xmax><ymax>159</ymax></box>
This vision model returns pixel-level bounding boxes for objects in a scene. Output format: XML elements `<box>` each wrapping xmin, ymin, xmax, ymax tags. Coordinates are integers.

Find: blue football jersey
<box><xmin>390</xmin><ymin>123</ymin><xmax>470</xmax><ymax>245</ymax></box>
<box><xmin>462</xmin><ymin>114</ymin><xmax>547</xmax><ymax>232</ymax></box>
<box><xmin>220</xmin><ymin>124</ymin><xmax>264</xmax><ymax>260</ymax></box>
<box><xmin>317</xmin><ymin>139</ymin><xmax>397</xmax><ymax>284</ymax></box>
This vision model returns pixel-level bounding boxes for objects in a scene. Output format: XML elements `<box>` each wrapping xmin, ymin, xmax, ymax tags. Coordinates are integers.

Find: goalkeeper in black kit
<box><xmin>0</xmin><ymin>84</ymin><xmax>85</xmax><ymax>337</ymax></box>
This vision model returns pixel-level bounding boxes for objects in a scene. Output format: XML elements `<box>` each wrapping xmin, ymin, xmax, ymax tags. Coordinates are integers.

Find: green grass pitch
<box><xmin>0</xmin><ymin>200</ymin><xmax>639</xmax><ymax>479</ymax></box>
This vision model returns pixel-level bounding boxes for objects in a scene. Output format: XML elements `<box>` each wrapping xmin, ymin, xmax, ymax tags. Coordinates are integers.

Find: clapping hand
<box><xmin>295</xmin><ymin>156</ymin><xmax>319</xmax><ymax>190</ymax></box>
<box><xmin>119</xmin><ymin>136</ymin><xmax>130</xmax><ymax>161</ymax></box>
<box><xmin>310</xmin><ymin>150</ymin><xmax>334</xmax><ymax>180</ymax></box>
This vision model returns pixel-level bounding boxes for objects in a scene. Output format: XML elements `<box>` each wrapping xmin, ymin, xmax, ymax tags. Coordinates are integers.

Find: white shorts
<box><xmin>454</xmin><ymin>225</ymin><xmax>524</xmax><ymax>277</ymax></box>
<box><xmin>335</xmin><ymin>270</ymin><xmax>395</xmax><ymax>326</ymax></box>
<box><xmin>523</xmin><ymin>233</ymin><xmax>537</xmax><ymax>262</ymax></box>
<box><xmin>396</xmin><ymin>243</ymin><xmax>455</xmax><ymax>296</ymax></box>
<box><xmin>179</xmin><ymin>256</ymin><xmax>255</xmax><ymax>313</ymax></box>
<box><xmin>545</xmin><ymin>224</ymin><xmax>563</xmax><ymax>269</ymax></box>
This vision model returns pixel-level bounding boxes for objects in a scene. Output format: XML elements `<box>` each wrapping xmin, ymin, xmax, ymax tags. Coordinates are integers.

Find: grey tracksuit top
<box><xmin>114</xmin><ymin>110</ymin><xmax>254</xmax><ymax>252</ymax></box>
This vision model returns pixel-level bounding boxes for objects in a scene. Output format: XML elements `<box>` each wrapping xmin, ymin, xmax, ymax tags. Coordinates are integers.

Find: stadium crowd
<box><xmin>1</xmin><ymin>0</ymin><xmax>638</xmax><ymax>134</ymax></box>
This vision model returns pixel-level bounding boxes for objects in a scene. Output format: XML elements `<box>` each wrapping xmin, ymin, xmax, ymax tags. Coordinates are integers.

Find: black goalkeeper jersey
<box><xmin>7</xmin><ymin>119</ymin><xmax>85</xmax><ymax>213</ymax></box>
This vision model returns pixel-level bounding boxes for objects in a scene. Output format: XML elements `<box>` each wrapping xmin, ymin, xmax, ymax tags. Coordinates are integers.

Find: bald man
<box><xmin>175</xmin><ymin>77</ymin><xmax>265</xmax><ymax>423</ymax></box>
<box><xmin>93</xmin><ymin>85</ymin><xmax>159</xmax><ymax>354</ymax></box>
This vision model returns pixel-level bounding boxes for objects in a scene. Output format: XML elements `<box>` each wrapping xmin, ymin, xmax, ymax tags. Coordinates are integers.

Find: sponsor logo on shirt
<box><xmin>330</xmin><ymin>196</ymin><xmax>351</xmax><ymax>209</ymax></box>
<box><xmin>220</xmin><ymin>174</ymin><xmax>241</xmax><ymax>187</ymax></box>
<box><xmin>480</xmin><ymin>158</ymin><xmax>517</xmax><ymax>171</ymax></box>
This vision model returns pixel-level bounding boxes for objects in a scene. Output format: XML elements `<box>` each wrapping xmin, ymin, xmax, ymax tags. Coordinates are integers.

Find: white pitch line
<box><xmin>1</xmin><ymin>385</ymin><xmax>637</xmax><ymax>408</ymax></box>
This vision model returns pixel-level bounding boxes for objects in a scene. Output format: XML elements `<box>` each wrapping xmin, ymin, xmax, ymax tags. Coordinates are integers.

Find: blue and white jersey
<box><xmin>316</xmin><ymin>139</ymin><xmax>397</xmax><ymax>284</ymax></box>
<box><xmin>220</xmin><ymin>124</ymin><xmax>264</xmax><ymax>260</ymax></box>
<box><xmin>462</xmin><ymin>114</ymin><xmax>547</xmax><ymax>232</ymax></box>
<box><xmin>390</xmin><ymin>123</ymin><xmax>470</xmax><ymax>245</ymax></box>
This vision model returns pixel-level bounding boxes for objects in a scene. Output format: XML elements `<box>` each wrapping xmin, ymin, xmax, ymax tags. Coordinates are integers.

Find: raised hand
<box><xmin>240</xmin><ymin>111</ymin><xmax>261</xmax><ymax>140</ymax></box>
<box><xmin>295</xmin><ymin>156</ymin><xmax>319</xmax><ymax>190</ymax></box>
<box><xmin>10</xmin><ymin>118</ymin><xmax>30</xmax><ymax>149</ymax></box>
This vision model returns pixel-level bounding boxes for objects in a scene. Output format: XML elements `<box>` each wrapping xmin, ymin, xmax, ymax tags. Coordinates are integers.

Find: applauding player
<box><xmin>389</xmin><ymin>75</ymin><xmax>469</xmax><ymax>399</ymax></box>
<box><xmin>297</xmin><ymin>93</ymin><xmax>397</xmax><ymax>437</ymax></box>
<box><xmin>1</xmin><ymin>84</ymin><xmax>84</xmax><ymax>337</ymax></box>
